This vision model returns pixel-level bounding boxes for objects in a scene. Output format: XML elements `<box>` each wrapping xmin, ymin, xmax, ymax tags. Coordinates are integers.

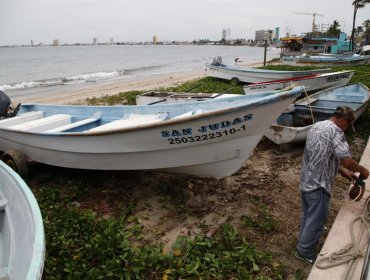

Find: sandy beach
<box><xmin>11</xmin><ymin>70</ymin><xmax>207</xmax><ymax>105</ymax></box>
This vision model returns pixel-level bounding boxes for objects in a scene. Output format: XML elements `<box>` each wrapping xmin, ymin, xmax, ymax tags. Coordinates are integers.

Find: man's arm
<box><xmin>341</xmin><ymin>157</ymin><xmax>369</xmax><ymax>179</ymax></box>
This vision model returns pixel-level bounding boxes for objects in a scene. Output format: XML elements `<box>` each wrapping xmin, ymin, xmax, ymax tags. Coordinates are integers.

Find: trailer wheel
<box><xmin>230</xmin><ymin>77</ymin><xmax>239</xmax><ymax>86</ymax></box>
<box><xmin>2</xmin><ymin>149</ymin><xmax>29</xmax><ymax>177</ymax></box>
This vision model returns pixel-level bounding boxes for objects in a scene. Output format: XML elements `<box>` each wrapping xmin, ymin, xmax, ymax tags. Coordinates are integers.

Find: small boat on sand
<box><xmin>264</xmin><ymin>83</ymin><xmax>369</xmax><ymax>145</ymax></box>
<box><xmin>136</xmin><ymin>91</ymin><xmax>241</xmax><ymax>105</ymax></box>
<box><xmin>0</xmin><ymin>87</ymin><xmax>302</xmax><ymax>178</ymax></box>
<box><xmin>243</xmin><ymin>70</ymin><xmax>354</xmax><ymax>94</ymax></box>
<box><xmin>0</xmin><ymin>160</ymin><xmax>45</xmax><ymax>279</ymax></box>
<box><xmin>205</xmin><ymin>56</ymin><xmax>330</xmax><ymax>84</ymax></box>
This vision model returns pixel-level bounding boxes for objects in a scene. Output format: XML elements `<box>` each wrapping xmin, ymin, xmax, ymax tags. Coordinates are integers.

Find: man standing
<box><xmin>295</xmin><ymin>106</ymin><xmax>369</xmax><ymax>265</ymax></box>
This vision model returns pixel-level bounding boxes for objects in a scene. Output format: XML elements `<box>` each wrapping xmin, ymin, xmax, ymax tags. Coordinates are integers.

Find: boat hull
<box><xmin>0</xmin><ymin>90</ymin><xmax>302</xmax><ymax>178</ymax></box>
<box><xmin>205</xmin><ymin>63</ymin><xmax>330</xmax><ymax>84</ymax></box>
<box><xmin>243</xmin><ymin>70</ymin><xmax>354</xmax><ymax>94</ymax></box>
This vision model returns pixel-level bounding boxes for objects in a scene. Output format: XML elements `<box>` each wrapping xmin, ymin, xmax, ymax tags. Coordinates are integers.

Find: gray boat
<box><xmin>265</xmin><ymin>83</ymin><xmax>370</xmax><ymax>145</ymax></box>
<box><xmin>0</xmin><ymin>160</ymin><xmax>45</xmax><ymax>279</ymax></box>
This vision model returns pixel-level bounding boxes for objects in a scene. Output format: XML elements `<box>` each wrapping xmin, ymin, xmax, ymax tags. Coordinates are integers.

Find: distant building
<box><xmin>92</xmin><ymin>37</ymin><xmax>98</xmax><ymax>45</ymax></box>
<box><xmin>255</xmin><ymin>30</ymin><xmax>273</xmax><ymax>43</ymax></box>
<box><xmin>222</xmin><ymin>28</ymin><xmax>231</xmax><ymax>41</ymax></box>
<box><xmin>153</xmin><ymin>35</ymin><xmax>158</xmax><ymax>44</ymax></box>
<box><xmin>53</xmin><ymin>39</ymin><xmax>60</xmax><ymax>46</ymax></box>
<box><xmin>273</xmin><ymin>27</ymin><xmax>280</xmax><ymax>43</ymax></box>
<box><xmin>31</xmin><ymin>40</ymin><xmax>34</xmax><ymax>46</ymax></box>
<box><xmin>280</xmin><ymin>32</ymin><xmax>351</xmax><ymax>56</ymax></box>
<box><xmin>109</xmin><ymin>38</ymin><xmax>115</xmax><ymax>45</ymax></box>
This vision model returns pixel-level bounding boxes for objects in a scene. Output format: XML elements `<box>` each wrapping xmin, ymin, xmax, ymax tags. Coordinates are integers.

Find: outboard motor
<box><xmin>0</xmin><ymin>90</ymin><xmax>20</xmax><ymax>118</ymax></box>
<box><xmin>211</xmin><ymin>56</ymin><xmax>222</xmax><ymax>66</ymax></box>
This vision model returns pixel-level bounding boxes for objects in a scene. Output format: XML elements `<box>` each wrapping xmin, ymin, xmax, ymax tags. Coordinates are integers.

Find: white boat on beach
<box><xmin>0</xmin><ymin>88</ymin><xmax>303</xmax><ymax>179</ymax></box>
<box><xmin>243</xmin><ymin>70</ymin><xmax>354</xmax><ymax>94</ymax></box>
<box><xmin>136</xmin><ymin>91</ymin><xmax>240</xmax><ymax>105</ymax></box>
<box><xmin>0</xmin><ymin>160</ymin><xmax>45</xmax><ymax>279</ymax></box>
<box><xmin>264</xmin><ymin>83</ymin><xmax>369</xmax><ymax>145</ymax></box>
<box><xmin>205</xmin><ymin>56</ymin><xmax>330</xmax><ymax>84</ymax></box>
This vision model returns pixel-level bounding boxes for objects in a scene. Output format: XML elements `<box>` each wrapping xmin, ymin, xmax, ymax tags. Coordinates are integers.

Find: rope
<box><xmin>315</xmin><ymin>196</ymin><xmax>370</xmax><ymax>279</ymax></box>
<box><xmin>302</xmin><ymin>86</ymin><xmax>315</xmax><ymax>124</ymax></box>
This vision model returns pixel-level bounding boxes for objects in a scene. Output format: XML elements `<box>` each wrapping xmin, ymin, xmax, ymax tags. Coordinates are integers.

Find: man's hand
<box><xmin>341</xmin><ymin>158</ymin><xmax>369</xmax><ymax>180</ymax></box>
<box><xmin>338</xmin><ymin>165</ymin><xmax>357</xmax><ymax>182</ymax></box>
<box><xmin>340</xmin><ymin>169</ymin><xmax>357</xmax><ymax>182</ymax></box>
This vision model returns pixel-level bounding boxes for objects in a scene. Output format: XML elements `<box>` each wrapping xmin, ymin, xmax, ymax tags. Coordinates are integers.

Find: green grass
<box><xmin>33</xmin><ymin>180</ymin><xmax>285</xmax><ymax>279</ymax></box>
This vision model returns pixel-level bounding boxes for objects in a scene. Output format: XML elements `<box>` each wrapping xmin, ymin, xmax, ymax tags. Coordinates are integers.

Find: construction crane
<box><xmin>293</xmin><ymin>12</ymin><xmax>324</xmax><ymax>33</ymax></box>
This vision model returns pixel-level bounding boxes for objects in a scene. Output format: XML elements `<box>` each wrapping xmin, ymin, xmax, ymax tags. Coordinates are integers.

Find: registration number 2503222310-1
<box><xmin>167</xmin><ymin>124</ymin><xmax>247</xmax><ymax>145</ymax></box>
<box><xmin>160</xmin><ymin>113</ymin><xmax>253</xmax><ymax>145</ymax></box>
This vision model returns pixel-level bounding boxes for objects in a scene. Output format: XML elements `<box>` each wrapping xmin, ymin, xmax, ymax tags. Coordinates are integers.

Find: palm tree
<box><xmin>351</xmin><ymin>0</ymin><xmax>370</xmax><ymax>50</ymax></box>
<box><xmin>326</xmin><ymin>20</ymin><xmax>341</xmax><ymax>37</ymax></box>
<box><xmin>363</xmin><ymin>19</ymin><xmax>370</xmax><ymax>45</ymax></box>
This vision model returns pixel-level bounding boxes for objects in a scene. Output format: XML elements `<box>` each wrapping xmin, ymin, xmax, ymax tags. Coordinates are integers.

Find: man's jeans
<box><xmin>297</xmin><ymin>188</ymin><xmax>330</xmax><ymax>258</ymax></box>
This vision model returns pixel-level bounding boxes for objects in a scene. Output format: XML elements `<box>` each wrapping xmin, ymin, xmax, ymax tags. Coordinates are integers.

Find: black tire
<box><xmin>2</xmin><ymin>149</ymin><xmax>29</xmax><ymax>177</ymax></box>
<box><xmin>230</xmin><ymin>77</ymin><xmax>239</xmax><ymax>86</ymax></box>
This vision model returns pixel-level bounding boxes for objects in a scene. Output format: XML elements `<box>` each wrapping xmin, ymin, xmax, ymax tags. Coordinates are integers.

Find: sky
<box><xmin>1</xmin><ymin>0</ymin><xmax>370</xmax><ymax>46</ymax></box>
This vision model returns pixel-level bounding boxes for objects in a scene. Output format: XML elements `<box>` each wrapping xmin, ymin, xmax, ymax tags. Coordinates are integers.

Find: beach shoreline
<box><xmin>11</xmin><ymin>61</ymin><xmax>267</xmax><ymax>105</ymax></box>
<box><xmin>11</xmin><ymin>70</ymin><xmax>206</xmax><ymax>105</ymax></box>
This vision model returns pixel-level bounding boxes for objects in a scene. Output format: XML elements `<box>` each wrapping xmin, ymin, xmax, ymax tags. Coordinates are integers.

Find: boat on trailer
<box><xmin>243</xmin><ymin>70</ymin><xmax>354</xmax><ymax>94</ymax></box>
<box><xmin>0</xmin><ymin>160</ymin><xmax>45</xmax><ymax>279</ymax></box>
<box><xmin>0</xmin><ymin>87</ymin><xmax>302</xmax><ymax>179</ymax></box>
<box><xmin>205</xmin><ymin>56</ymin><xmax>331</xmax><ymax>84</ymax></box>
<box><xmin>264</xmin><ymin>83</ymin><xmax>369</xmax><ymax>145</ymax></box>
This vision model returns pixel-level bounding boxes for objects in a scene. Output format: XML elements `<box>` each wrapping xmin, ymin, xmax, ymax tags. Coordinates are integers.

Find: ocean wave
<box><xmin>0</xmin><ymin>65</ymin><xmax>170</xmax><ymax>92</ymax></box>
<box><xmin>0</xmin><ymin>62</ymin><xmax>195</xmax><ymax>93</ymax></box>
<box><xmin>63</xmin><ymin>71</ymin><xmax>122</xmax><ymax>83</ymax></box>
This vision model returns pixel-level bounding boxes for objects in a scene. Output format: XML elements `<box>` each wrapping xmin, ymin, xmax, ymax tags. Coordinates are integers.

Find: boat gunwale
<box><xmin>2</xmin><ymin>87</ymin><xmax>303</xmax><ymax>137</ymax></box>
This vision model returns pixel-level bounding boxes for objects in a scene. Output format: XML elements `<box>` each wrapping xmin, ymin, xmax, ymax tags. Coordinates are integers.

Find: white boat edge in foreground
<box><xmin>0</xmin><ymin>160</ymin><xmax>45</xmax><ymax>280</ymax></box>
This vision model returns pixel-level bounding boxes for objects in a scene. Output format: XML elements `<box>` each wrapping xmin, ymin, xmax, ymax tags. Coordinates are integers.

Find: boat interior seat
<box><xmin>171</xmin><ymin>111</ymin><xmax>194</xmax><ymax>120</ymax></box>
<box><xmin>0</xmin><ymin>111</ymin><xmax>44</xmax><ymax>128</ymax></box>
<box><xmin>88</xmin><ymin>112</ymin><xmax>168</xmax><ymax>132</ymax></box>
<box><xmin>9</xmin><ymin>114</ymin><xmax>71</xmax><ymax>133</ymax></box>
<box><xmin>0</xmin><ymin>268</ymin><xmax>8</xmax><ymax>279</ymax></box>
<box><xmin>171</xmin><ymin>109</ymin><xmax>204</xmax><ymax>120</ymax></box>
<box><xmin>46</xmin><ymin>112</ymin><xmax>102</xmax><ymax>133</ymax></box>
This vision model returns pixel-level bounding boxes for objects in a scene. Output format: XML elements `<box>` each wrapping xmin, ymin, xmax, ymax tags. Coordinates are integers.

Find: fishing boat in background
<box><xmin>264</xmin><ymin>83</ymin><xmax>369</xmax><ymax>145</ymax></box>
<box><xmin>205</xmin><ymin>56</ymin><xmax>330</xmax><ymax>84</ymax></box>
<box><xmin>243</xmin><ymin>70</ymin><xmax>354</xmax><ymax>94</ymax></box>
<box><xmin>0</xmin><ymin>160</ymin><xmax>44</xmax><ymax>280</ymax></box>
<box><xmin>0</xmin><ymin>87</ymin><xmax>303</xmax><ymax>179</ymax></box>
<box><xmin>283</xmin><ymin>53</ymin><xmax>370</xmax><ymax>65</ymax></box>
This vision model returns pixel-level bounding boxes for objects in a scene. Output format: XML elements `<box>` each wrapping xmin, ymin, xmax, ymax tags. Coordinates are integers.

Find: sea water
<box><xmin>0</xmin><ymin>45</ymin><xmax>280</xmax><ymax>97</ymax></box>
